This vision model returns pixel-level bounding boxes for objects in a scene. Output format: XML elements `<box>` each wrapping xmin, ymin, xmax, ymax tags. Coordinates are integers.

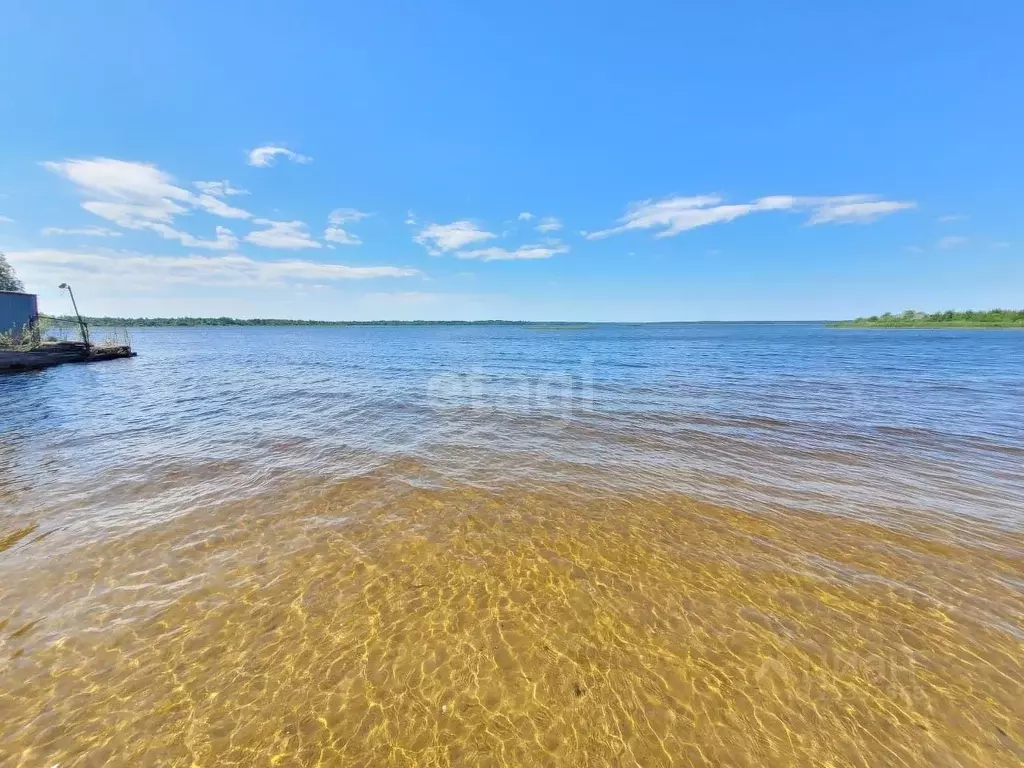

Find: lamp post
<box><xmin>58</xmin><ymin>283</ymin><xmax>91</xmax><ymax>350</ymax></box>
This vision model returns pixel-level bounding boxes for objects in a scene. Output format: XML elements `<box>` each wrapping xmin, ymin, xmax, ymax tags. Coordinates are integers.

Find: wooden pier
<box><xmin>0</xmin><ymin>342</ymin><xmax>136</xmax><ymax>373</ymax></box>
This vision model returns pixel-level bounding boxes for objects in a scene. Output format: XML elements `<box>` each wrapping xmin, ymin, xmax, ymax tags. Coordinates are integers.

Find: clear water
<box><xmin>4</xmin><ymin>323</ymin><xmax>1022</xmax><ymax>534</ymax></box>
<box><xmin>1</xmin><ymin>324</ymin><xmax>1022</xmax><ymax>766</ymax></box>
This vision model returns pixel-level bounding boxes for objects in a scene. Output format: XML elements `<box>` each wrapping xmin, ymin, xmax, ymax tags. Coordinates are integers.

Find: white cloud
<box><xmin>324</xmin><ymin>228</ymin><xmax>361</xmax><ymax>246</ymax></box>
<box><xmin>43</xmin><ymin>157</ymin><xmax>252</xmax><ymax>245</ymax></box>
<box><xmin>414</xmin><ymin>221</ymin><xmax>496</xmax><ymax>254</ymax></box>
<box><xmin>0</xmin><ymin>214</ymin><xmax>13</xmax><ymax>223</ymax></box>
<box><xmin>937</xmin><ymin>235</ymin><xmax>968</xmax><ymax>249</ymax></box>
<box><xmin>518</xmin><ymin>212</ymin><xmax>534</xmax><ymax>221</ymax></box>
<box><xmin>77</xmin><ymin>197</ymin><xmax>237</xmax><ymax>250</ymax></box>
<box><xmin>586</xmin><ymin>195</ymin><xmax>760</xmax><ymax>239</ymax></box>
<box><xmin>328</xmin><ymin>208</ymin><xmax>370</xmax><ymax>226</ymax></box>
<box><xmin>456</xmin><ymin>242</ymin><xmax>570</xmax><ymax>261</ymax></box>
<box><xmin>194</xmin><ymin>180</ymin><xmax>248</xmax><ymax>197</ymax></box>
<box><xmin>404</xmin><ymin>211</ymin><xmax>417</xmax><ymax>225</ymax></box>
<box><xmin>42</xmin><ymin>225</ymin><xmax>122</xmax><ymax>237</ymax></box>
<box><xmin>193</xmin><ymin>194</ymin><xmax>251</xmax><ymax>220</ymax></box>
<box><xmin>535</xmin><ymin>216</ymin><xmax>562</xmax><ymax>233</ymax></box>
<box><xmin>753</xmin><ymin>195</ymin><xmax>800</xmax><ymax>211</ymax></box>
<box><xmin>6</xmin><ymin>248</ymin><xmax>420</xmax><ymax>291</ymax></box>
<box><xmin>247</xmin><ymin>146</ymin><xmax>312</xmax><ymax>167</ymax></box>
<box><xmin>324</xmin><ymin>207</ymin><xmax>370</xmax><ymax>245</ymax></box>
<box><xmin>167</xmin><ymin>225</ymin><xmax>239</xmax><ymax>251</ymax></box>
<box><xmin>586</xmin><ymin>193</ymin><xmax>915</xmax><ymax>239</ymax></box>
<box><xmin>804</xmin><ymin>195</ymin><xmax>916</xmax><ymax>225</ymax></box>
<box><xmin>125</xmin><ymin>220</ymin><xmax>238</xmax><ymax>250</ymax></box>
<box><xmin>42</xmin><ymin>158</ymin><xmax>190</xmax><ymax>204</ymax></box>
<box><xmin>81</xmin><ymin>198</ymin><xmax>185</xmax><ymax>228</ymax></box>
<box><xmin>245</xmin><ymin>219</ymin><xmax>321</xmax><ymax>250</ymax></box>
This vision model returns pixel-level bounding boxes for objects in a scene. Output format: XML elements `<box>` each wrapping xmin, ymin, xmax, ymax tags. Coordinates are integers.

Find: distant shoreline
<box><xmin>829</xmin><ymin>310</ymin><xmax>1024</xmax><ymax>329</ymax></box>
<box><xmin>50</xmin><ymin>316</ymin><xmax>823</xmax><ymax>328</ymax></box>
<box><xmin>44</xmin><ymin>314</ymin><xmax>1024</xmax><ymax>328</ymax></box>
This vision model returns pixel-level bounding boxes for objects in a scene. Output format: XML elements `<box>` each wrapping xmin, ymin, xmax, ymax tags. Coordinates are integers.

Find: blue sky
<box><xmin>1</xmin><ymin>1</ymin><xmax>1021</xmax><ymax>321</ymax></box>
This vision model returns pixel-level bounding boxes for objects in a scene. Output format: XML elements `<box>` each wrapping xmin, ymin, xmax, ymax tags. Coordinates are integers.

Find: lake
<box><xmin>1</xmin><ymin>323</ymin><xmax>1021</xmax><ymax>765</ymax></box>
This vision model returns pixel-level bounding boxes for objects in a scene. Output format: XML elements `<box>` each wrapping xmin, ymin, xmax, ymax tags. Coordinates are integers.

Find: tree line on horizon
<box><xmin>54</xmin><ymin>310</ymin><xmax>1024</xmax><ymax>328</ymax></box>
<box><xmin>833</xmin><ymin>309</ymin><xmax>1024</xmax><ymax>327</ymax></box>
<box><xmin>52</xmin><ymin>315</ymin><xmax>544</xmax><ymax>327</ymax></box>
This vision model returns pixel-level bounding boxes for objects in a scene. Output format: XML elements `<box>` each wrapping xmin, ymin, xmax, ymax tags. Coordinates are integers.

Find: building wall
<box><xmin>0</xmin><ymin>291</ymin><xmax>39</xmax><ymax>337</ymax></box>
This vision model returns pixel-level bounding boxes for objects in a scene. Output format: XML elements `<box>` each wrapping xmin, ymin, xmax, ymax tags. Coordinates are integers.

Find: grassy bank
<box><xmin>830</xmin><ymin>310</ymin><xmax>1024</xmax><ymax>328</ymax></box>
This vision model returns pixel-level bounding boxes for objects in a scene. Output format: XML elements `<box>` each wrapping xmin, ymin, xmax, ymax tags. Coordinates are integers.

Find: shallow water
<box><xmin>1</xmin><ymin>323</ymin><xmax>1022</xmax><ymax>766</ymax></box>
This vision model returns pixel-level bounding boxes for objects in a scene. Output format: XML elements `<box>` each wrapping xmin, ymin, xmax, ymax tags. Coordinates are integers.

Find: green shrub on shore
<box><xmin>831</xmin><ymin>309</ymin><xmax>1024</xmax><ymax>328</ymax></box>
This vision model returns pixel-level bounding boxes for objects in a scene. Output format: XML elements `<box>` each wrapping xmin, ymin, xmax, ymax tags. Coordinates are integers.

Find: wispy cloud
<box><xmin>194</xmin><ymin>180</ymin><xmax>248</xmax><ymax>197</ymax></box>
<box><xmin>517</xmin><ymin>212</ymin><xmax>534</xmax><ymax>222</ymax></box>
<box><xmin>0</xmin><ymin>214</ymin><xmax>14</xmax><ymax>224</ymax></box>
<box><xmin>586</xmin><ymin>193</ymin><xmax>915</xmax><ymax>239</ymax></box>
<box><xmin>404</xmin><ymin>210</ymin><xmax>417</xmax><ymax>225</ymax></box>
<box><xmin>324</xmin><ymin>230</ymin><xmax>360</xmax><ymax>245</ymax></box>
<box><xmin>77</xmin><ymin>202</ymin><xmax>239</xmax><ymax>250</ymax></box>
<box><xmin>42</xmin><ymin>225</ymin><xmax>122</xmax><ymax>238</ymax></box>
<box><xmin>324</xmin><ymin>208</ymin><xmax>370</xmax><ymax>246</ymax></box>
<box><xmin>192</xmin><ymin>194</ymin><xmax>252</xmax><ymax>220</ymax></box>
<box><xmin>330</xmin><ymin>209</ymin><xmax>371</xmax><ymax>225</ymax></box>
<box><xmin>456</xmin><ymin>242</ymin><xmax>570</xmax><ymax>261</ymax></box>
<box><xmin>414</xmin><ymin>221</ymin><xmax>496</xmax><ymax>255</ymax></box>
<box><xmin>536</xmin><ymin>216</ymin><xmax>562</xmax><ymax>233</ymax></box>
<box><xmin>6</xmin><ymin>248</ymin><xmax>420</xmax><ymax>291</ymax></box>
<box><xmin>937</xmin><ymin>235</ymin><xmax>969</xmax><ymax>249</ymax></box>
<box><xmin>42</xmin><ymin>157</ymin><xmax>252</xmax><ymax>247</ymax></box>
<box><xmin>246</xmin><ymin>146</ymin><xmax>312</xmax><ymax>168</ymax></box>
<box><xmin>245</xmin><ymin>219</ymin><xmax>321</xmax><ymax>250</ymax></box>
<box><xmin>937</xmin><ymin>214</ymin><xmax>967</xmax><ymax>223</ymax></box>
<box><xmin>171</xmin><ymin>225</ymin><xmax>239</xmax><ymax>250</ymax></box>
<box><xmin>586</xmin><ymin>195</ymin><xmax>763</xmax><ymax>239</ymax></box>
<box><xmin>42</xmin><ymin>158</ymin><xmax>187</xmax><ymax>205</ymax></box>
<box><xmin>78</xmin><ymin>200</ymin><xmax>239</xmax><ymax>250</ymax></box>
<box><xmin>805</xmin><ymin>195</ymin><xmax>916</xmax><ymax>225</ymax></box>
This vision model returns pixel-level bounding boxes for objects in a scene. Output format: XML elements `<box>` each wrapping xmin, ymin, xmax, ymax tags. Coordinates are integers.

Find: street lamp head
<box><xmin>59</xmin><ymin>283</ymin><xmax>69</xmax><ymax>289</ymax></box>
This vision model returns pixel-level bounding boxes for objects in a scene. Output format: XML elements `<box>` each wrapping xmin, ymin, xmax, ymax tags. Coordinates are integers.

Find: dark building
<box><xmin>0</xmin><ymin>291</ymin><xmax>39</xmax><ymax>338</ymax></box>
